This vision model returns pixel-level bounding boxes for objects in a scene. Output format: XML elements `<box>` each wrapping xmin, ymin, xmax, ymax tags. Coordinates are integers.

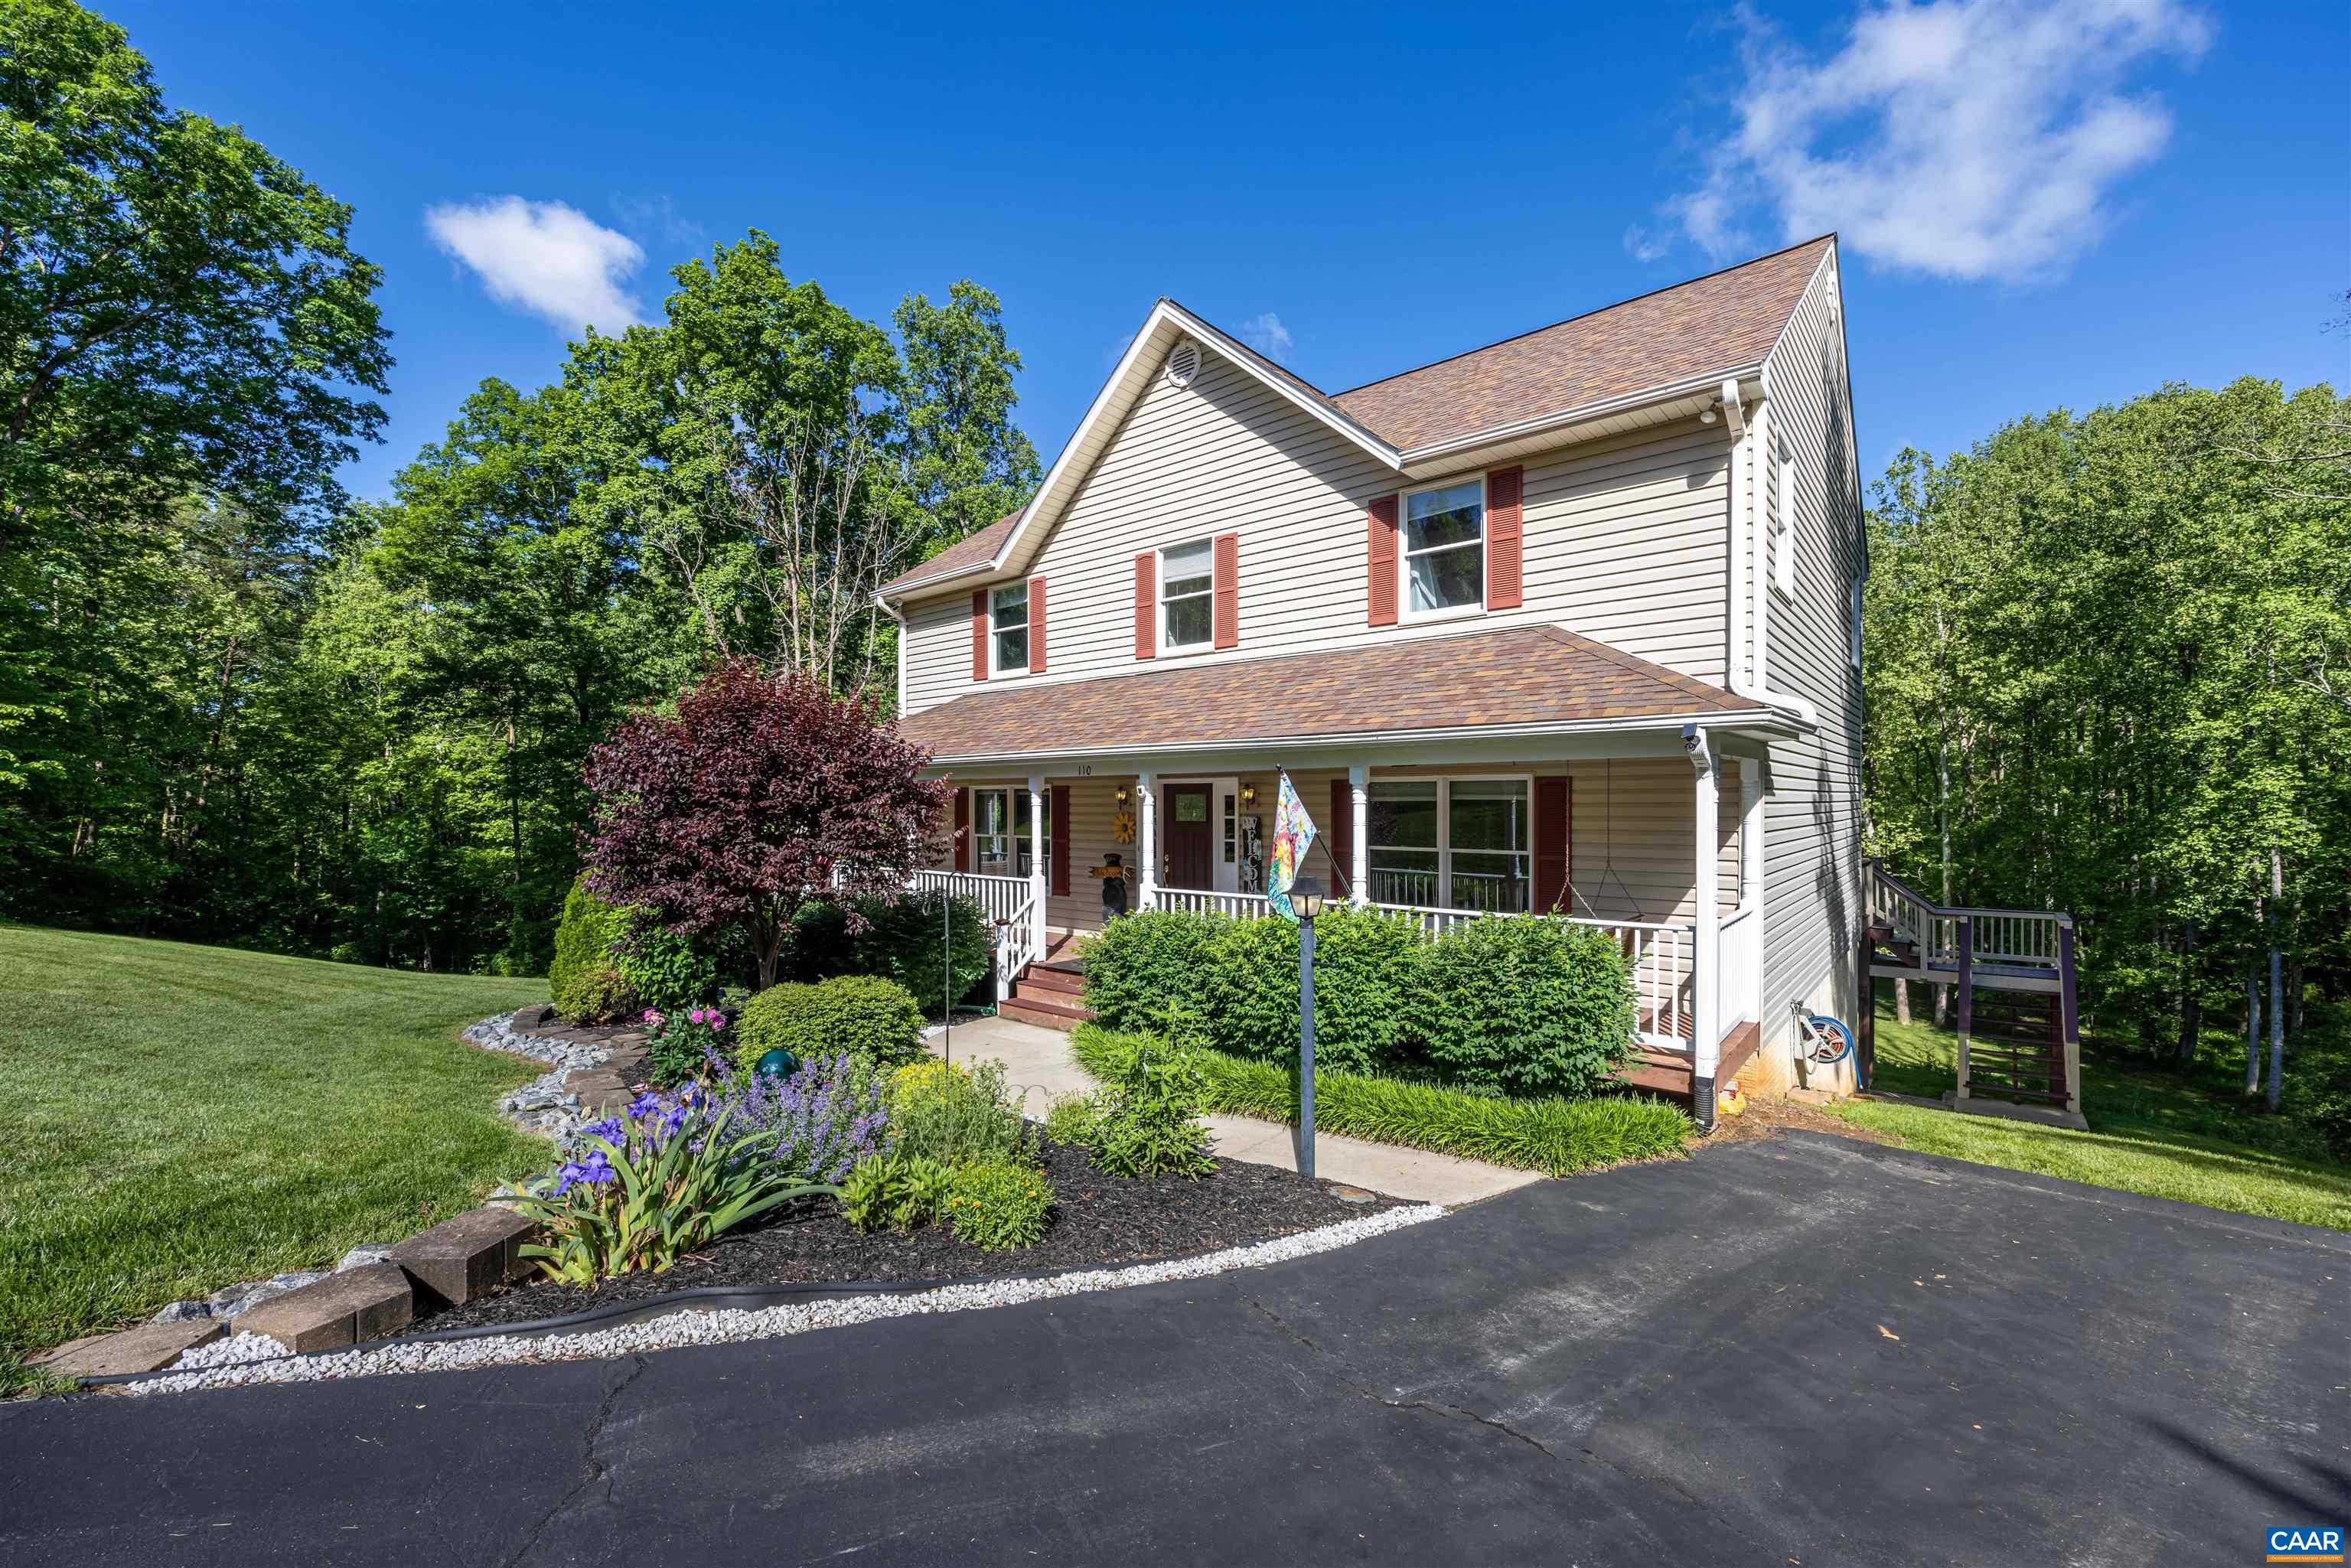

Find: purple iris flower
<box><xmin>627</xmin><ymin>1091</ymin><xmax>660</xmax><ymax>1120</ymax></box>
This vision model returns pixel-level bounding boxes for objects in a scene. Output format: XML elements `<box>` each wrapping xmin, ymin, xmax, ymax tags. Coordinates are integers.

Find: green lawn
<box><xmin>0</xmin><ymin>924</ymin><xmax>550</xmax><ymax>1387</ymax></box>
<box><xmin>1831</xmin><ymin>981</ymin><xmax>2351</xmax><ymax>1232</ymax></box>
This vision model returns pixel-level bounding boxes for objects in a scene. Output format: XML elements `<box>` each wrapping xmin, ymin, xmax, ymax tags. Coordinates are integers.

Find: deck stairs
<box><xmin>996</xmin><ymin>937</ymin><xmax>1095</xmax><ymax>1032</ymax></box>
<box><xmin>1864</xmin><ymin>861</ymin><xmax>2082</xmax><ymax>1117</ymax></box>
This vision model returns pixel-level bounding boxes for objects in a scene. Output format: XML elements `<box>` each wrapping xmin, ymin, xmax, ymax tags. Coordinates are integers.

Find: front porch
<box><xmin>917</xmin><ymin>745</ymin><xmax>1773</xmax><ymax>1111</ymax></box>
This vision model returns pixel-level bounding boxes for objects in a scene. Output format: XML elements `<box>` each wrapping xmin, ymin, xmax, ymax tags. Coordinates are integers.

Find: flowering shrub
<box><xmin>944</xmin><ymin>1160</ymin><xmax>1053</xmax><ymax>1250</ymax></box>
<box><xmin>705</xmin><ymin>1048</ymin><xmax>889</xmax><ymax>1184</ymax></box>
<box><xmin>644</xmin><ymin>1006</ymin><xmax>729</xmax><ymax>1088</ymax></box>
<box><xmin>888</xmin><ymin>1058</ymin><xmax>967</xmax><ymax>1110</ymax></box>
<box><xmin>514</xmin><ymin>1084</ymin><xmax>833</xmax><ymax>1285</ymax></box>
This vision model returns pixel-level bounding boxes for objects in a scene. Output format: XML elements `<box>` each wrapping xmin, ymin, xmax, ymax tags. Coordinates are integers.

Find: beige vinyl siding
<box><xmin>898</xmin><ymin>348</ymin><xmax>1732</xmax><ymax>715</ymax></box>
<box><xmin>1756</xmin><ymin>252</ymin><xmax>1868</xmax><ymax>1047</ymax></box>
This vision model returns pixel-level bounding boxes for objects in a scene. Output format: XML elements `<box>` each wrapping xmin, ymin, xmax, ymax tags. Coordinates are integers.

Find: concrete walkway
<box><xmin>931</xmin><ymin>1014</ymin><xmax>1541</xmax><ymax>1206</ymax></box>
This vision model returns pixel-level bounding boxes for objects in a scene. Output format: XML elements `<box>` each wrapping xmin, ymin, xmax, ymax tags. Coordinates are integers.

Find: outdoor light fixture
<box><xmin>1290</xmin><ymin>875</ymin><xmax>1327</xmax><ymax>923</ymax></box>
<box><xmin>1241</xmin><ymin>784</ymin><xmax>1257</xmax><ymax>807</ymax></box>
<box><xmin>1114</xmin><ymin>784</ymin><xmax>1130</xmax><ymax>805</ymax></box>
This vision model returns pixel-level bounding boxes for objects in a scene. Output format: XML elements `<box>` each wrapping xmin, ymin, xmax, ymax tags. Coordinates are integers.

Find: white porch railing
<box><xmin>1156</xmin><ymin>888</ymin><xmax>1275</xmax><ymax>920</ymax></box>
<box><xmin>1371</xmin><ymin>900</ymin><xmax>1489</xmax><ymax>937</ymax></box>
<box><xmin>1569</xmin><ymin>918</ymin><xmax>1695</xmax><ymax>1048</ymax></box>
<box><xmin>1717</xmin><ymin>905</ymin><xmax>1758</xmax><ymax>1029</ymax></box>
<box><xmin>996</xmin><ymin>892</ymin><xmax>1039</xmax><ymax>980</ymax></box>
<box><xmin>909</xmin><ymin>869</ymin><xmax>1032</xmax><ymax>929</ymax></box>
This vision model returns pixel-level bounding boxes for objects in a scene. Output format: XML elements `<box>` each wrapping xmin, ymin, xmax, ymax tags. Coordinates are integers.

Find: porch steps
<box><xmin>1616</xmin><ymin>1022</ymin><xmax>1761</xmax><ymax>1104</ymax></box>
<box><xmin>998</xmin><ymin>954</ymin><xmax>1094</xmax><ymax>1032</ymax></box>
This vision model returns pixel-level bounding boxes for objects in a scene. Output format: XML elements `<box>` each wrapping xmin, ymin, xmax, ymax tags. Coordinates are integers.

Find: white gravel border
<box><xmin>129</xmin><ymin>1203</ymin><xmax>1445</xmax><ymax>1397</ymax></box>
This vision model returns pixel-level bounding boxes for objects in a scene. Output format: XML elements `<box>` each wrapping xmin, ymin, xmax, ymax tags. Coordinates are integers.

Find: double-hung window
<box><xmin>990</xmin><ymin>583</ymin><xmax>1029</xmax><ymax>673</ymax></box>
<box><xmin>971</xmin><ymin>787</ymin><xmax>1048</xmax><ymax>879</ymax></box>
<box><xmin>1367</xmin><ymin>777</ymin><xmax>1531</xmax><ymax>912</ymax></box>
<box><xmin>1159</xmin><ymin>539</ymin><xmax>1215</xmax><ymax>651</ymax></box>
<box><xmin>1402</xmin><ymin>478</ymin><xmax>1485</xmax><ymax>616</ymax></box>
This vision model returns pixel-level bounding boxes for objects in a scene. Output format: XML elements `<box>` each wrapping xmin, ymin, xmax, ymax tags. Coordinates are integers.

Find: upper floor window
<box><xmin>1404</xmin><ymin>478</ymin><xmax>1484</xmax><ymax>617</ymax></box>
<box><xmin>991</xmin><ymin>583</ymin><xmax>1029</xmax><ymax>673</ymax></box>
<box><xmin>1160</xmin><ymin>539</ymin><xmax>1215</xmax><ymax>650</ymax></box>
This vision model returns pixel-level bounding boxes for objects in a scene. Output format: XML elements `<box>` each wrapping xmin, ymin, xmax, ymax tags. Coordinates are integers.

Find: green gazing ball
<box><xmin>755</xmin><ymin>1048</ymin><xmax>801</xmax><ymax>1079</ymax></box>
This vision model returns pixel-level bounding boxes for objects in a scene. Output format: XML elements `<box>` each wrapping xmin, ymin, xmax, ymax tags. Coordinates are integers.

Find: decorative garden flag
<box><xmin>1266</xmin><ymin>770</ymin><xmax>1318</xmax><ymax>924</ymax></box>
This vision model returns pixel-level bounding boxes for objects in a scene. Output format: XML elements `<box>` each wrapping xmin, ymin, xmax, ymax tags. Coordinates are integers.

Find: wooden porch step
<box><xmin>999</xmin><ymin>993</ymin><xmax>1091</xmax><ymax>1031</ymax></box>
<box><xmin>1016</xmin><ymin>964</ymin><xmax>1086</xmax><ymax>1002</ymax></box>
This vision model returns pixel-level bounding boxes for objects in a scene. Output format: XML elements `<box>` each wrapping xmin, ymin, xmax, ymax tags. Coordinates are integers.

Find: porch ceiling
<box><xmin>898</xmin><ymin>624</ymin><xmax>1773</xmax><ymax>766</ymax></box>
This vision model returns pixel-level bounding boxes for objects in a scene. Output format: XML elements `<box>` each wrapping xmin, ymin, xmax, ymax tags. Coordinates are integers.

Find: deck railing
<box><xmin>1155</xmin><ymin>888</ymin><xmax>1276</xmax><ymax>921</ymax></box>
<box><xmin>1867</xmin><ymin>862</ymin><xmax>2067</xmax><ymax>974</ymax></box>
<box><xmin>909</xmin><ymin>869</ymin><xmax>1033</xmax><ymax>929</ymax></box>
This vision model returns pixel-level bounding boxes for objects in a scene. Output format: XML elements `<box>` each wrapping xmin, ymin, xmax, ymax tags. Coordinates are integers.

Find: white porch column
<box><xmin>1348</xmin><ymin>763</ymin><xmax>1370</xmax><ymax>907</ymax></box>
<box><xmin>1690</xmin><ymin>729</ymin><xmax>1721</xmax><ymax>1123</ymax></box>
<box><xmin>1027</xmin><ymin>774</ymin><xmax>1048</xmax><ymax>958</ymax></box>
<box><xmin>1136</xmin><ymin>772</ymin><xmax>1157</xmax><ymax>910</ymax></box>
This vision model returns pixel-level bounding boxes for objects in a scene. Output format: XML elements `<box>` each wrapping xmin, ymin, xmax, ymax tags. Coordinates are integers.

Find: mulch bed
<box><xmin>424</xmin><ymin>1139</ymin><xmax>1407</xmax><ymax>1333</ymax></box>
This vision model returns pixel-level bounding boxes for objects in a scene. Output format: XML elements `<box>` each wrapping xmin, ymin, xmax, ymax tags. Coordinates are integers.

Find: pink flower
<box><xmin>709</xmin><ymin>1015</ymin><xmax>726</xmax><ymax>1032</ymax></box>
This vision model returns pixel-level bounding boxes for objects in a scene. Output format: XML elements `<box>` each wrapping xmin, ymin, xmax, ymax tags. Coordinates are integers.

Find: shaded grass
<box><xmin>0</xmin><ymin>924</ymin><xmax>549</xmax><ymax>1389</ymax></box>
<box><xmin>1837</xmin><ymin>981</ymin><xmax>2351</xmax><ymax>1232</ymax></box>
<box><xmin>1072</xmin><ymin>1024</ymin><xmax>1689</xmax><ymax>1177</ymax></box>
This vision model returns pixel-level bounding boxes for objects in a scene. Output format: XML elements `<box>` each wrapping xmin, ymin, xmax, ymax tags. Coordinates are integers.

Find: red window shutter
<box><xmin>970</xmin><ymin>590</ymin><xmax>988</xmax><ymax>680</ymax></box>
<box><xmin>1486</xmin><ymin>466</ymin><xmax>1524</xmax><ymax>610</ymax></box>
<box><xmin>1028</xmin><ymin>575</ymin><xmax>1048</xmax><ymax>673</ymax></box>
<box><xmin>1327</xmin><ymin>778</ymin><xmax>1354</xmax><ymax>898</ymax></box>
<box><xmin>1534</xmin><ymin>775</ymin><xmax>1570</xmax><ymax>912</ymax></box>
<box><xmin>952</xmin><ymin>788</ymin><xmax>970</xmax><ymax>872</ymax></box>
<box><xmin>1133</xmin><ymin>553</ymin><xmax>1156</xmax><ymax>658</ymax></box>
<box><xmin>1050</xmin><ymin>785</ymin><xmax>1071</xmax><ymax>898</ymax></box>
<box><xmin>1367</xmin><ymin>494</ymin><xmax>1399</xmax><ymax>626</ymax></box>
<box><xmin>1212</xmin><ymin>533</ymin><xmax>1239</xmax><ymax>649</ymax></box>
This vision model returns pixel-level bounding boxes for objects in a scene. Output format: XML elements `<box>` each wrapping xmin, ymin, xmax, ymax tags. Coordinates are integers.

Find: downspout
<box><xmin>1721</xmin><ymin>377</ymin><xmax>1819</xmax><ymax>726</ymax></box>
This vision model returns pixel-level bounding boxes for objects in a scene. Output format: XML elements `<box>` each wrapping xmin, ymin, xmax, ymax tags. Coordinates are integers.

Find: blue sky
<box><xmin>104</xmin><ymin>0</ymin><xmax>2348</xmax><ymax>505</ymax></box>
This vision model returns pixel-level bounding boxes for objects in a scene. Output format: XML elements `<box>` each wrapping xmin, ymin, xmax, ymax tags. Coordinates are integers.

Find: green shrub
<box><xmin>1071</xmin><ymin>1025</ymin><xmax>1688</xmax><ymax>1177</ymax></box>
<box><xmin>1079</xmin><ymin>908</ymin><xmax>1227</xmax><ymax>1035</ymax></box>
<box><xmin>563</xmin><ymin>963</ymin><xmax>638</xmax><ymax>1025</ymax></box>
<box><xmin>615</xmin><ymin>918</ymin><xmax>719</xmax><ymax>1014</ymax></box>
<box><xmin>1043</xmin><ymin>1090</ymin><xmax>1107</xmax><ymax>1149</ymax></box>
<box><xmin>945</xmin><ymin>1159</ymin><xmax>1054</xmax><ymax>1250</ymax></box>
<box><xmin>1410</xmin><ymin>917</ymin><xmax>1636</xmax><ymax>1097</ymax></box>
<box><xmin>1195</xmin><ymin>906</ymin><xmax>1426</xmax><ymax>1074</ymax></box>
<box><xmin>781</xmin><ymin>892</ymin><xmax>993</xmax><ymax>1007</ymax></box>
<box><xmin>549</xmin><ymin>878</ymin><xmax>628</xmax><ymax>1019</ymax></box>
<box><xmin>1087</xmin><ymin>1032</ymin><xmax>1215</xmax><ymax>1178</ymax></box>
<box><xmin>889</xmin><ymin>1056</ymin><xmax>1038</xmax><ymax>1168</ymax></box>
<box><xmin>736</xmin><ymin>975</ymin><xmax>925</xmax><ymax>1071</ymax></box>
<box><xmin>839</xmin><ymin>1150</ymin><xmax>954</xmax><ymax>1233</ymax></box>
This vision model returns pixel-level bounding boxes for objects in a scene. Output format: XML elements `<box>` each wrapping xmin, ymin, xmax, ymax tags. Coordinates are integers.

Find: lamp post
<box><xmin>1290</xmin><ymin>874</ymin><xmax>1327</xmax><ymax>1181</ymax></box>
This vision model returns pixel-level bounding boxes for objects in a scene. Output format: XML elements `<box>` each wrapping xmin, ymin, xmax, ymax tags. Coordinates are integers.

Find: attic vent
<box><xmin>1166</xmin><ymin>340</ymin><xmax>1202</xmax><ymax>388</ymax></box>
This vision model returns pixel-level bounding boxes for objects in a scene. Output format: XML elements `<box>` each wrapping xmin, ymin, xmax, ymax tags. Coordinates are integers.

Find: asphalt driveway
<box><xmin>3</xmin><ymin>1130</ymin><xmax>2343</xmax><ymax>1566</ymax></box>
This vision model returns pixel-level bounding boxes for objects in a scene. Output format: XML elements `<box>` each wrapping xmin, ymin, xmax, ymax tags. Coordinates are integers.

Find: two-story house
<box><xmin>880</xmin><ymin>236</ymin><xmax>1869</xmax><ymax>1123</ymax></box>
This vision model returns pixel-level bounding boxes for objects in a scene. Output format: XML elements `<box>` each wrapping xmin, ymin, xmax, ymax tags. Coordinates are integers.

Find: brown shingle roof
<box><xmin>897</xmin><ymin>624</ymin><xmax>1761</xmax><ymax>761</ymax></box>
<box><xmin>880</xmin><ymin>508</ymin><xmax>1025</xmax><ymax>594</ymax></box>
<box><xmin>1330</xmin><ymin>237</ymin><xmax>1832</xmax><ymax>451</ymax></box>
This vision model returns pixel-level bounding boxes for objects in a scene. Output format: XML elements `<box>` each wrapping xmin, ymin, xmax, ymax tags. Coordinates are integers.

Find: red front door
<box><xmin>1164</xmin><ymin>783</ymin><xmax>1214</xmax><ymax>890</ymax></box>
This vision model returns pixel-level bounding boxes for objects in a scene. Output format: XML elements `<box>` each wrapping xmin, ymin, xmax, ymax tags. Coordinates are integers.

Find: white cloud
<box><xmin>425</xmin><ymin>196</ymin><xmax>645</xmax><ymax>334</ymax></box>
<box><xmin>1648</xmin><ymin>0</ymin><xmax>2212</xmax><ymax>283</ymax></box>
<box><xmin>1237</xmin><ymin>311</ymin><xmax>1294</xmax><ymax>360</ymax></box>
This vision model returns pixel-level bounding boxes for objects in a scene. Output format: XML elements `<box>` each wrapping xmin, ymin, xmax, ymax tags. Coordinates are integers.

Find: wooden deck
<box><xmin>1616</xmin><ymin>1021</ymin><xmax>1760</xmax><ymax>1103</ymax></box>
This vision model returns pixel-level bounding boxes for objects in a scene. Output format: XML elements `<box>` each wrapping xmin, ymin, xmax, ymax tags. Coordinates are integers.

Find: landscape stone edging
<box><xmin>129</xmin><ymin>1203</ymin><xmax>1449</xmax><ymax>1396</ymax></box>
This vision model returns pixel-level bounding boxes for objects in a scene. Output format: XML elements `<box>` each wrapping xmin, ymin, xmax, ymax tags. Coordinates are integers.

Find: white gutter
<box><xmin>877</xmin><ymin>595</ymin><xmax>908</xmax><ymax>718</ymax></box>
<box><xmin>1721</xmin><ymin>377</ymin><xmax>1818</xmax><ymax>728</ymax></box>
<box><xmin>1395</xmin><ymin>363</ymin><xmax>1764</xmax><ymax>470</ymax></box>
